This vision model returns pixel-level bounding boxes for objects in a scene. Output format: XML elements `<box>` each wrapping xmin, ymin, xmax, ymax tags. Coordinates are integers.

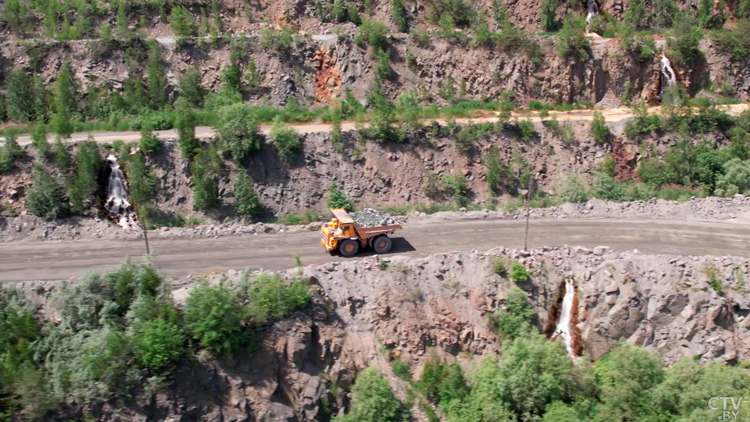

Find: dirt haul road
<box><xmin>12</xmin><ymin>104</ymin><xmax>750</xmax><ymax>146</ymax></box>
<box><xmin>2</xmin><ymin>218</ymin><xmax>750</xmax><ymax>281</ymax></box>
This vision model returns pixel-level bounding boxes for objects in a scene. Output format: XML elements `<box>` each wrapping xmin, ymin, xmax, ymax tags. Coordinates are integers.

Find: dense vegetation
<box><xmin>335</xmin><ymin>285</ymin><xmax>750</xmax><ymax>422</ymax></box>
<box><xmin>0</xmin><ymin>262</ymin><xmax>311</xmax><ymax>419</ymax></box>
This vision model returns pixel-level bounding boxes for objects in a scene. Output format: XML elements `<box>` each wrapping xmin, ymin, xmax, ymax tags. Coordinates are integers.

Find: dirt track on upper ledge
<box><xmin>11</xmin><ymin>104</ymin><xmax>750</xmax><ymax>146</ymax></box>
<box><xmin>2</xmin><ymin>217</ymin><xmax>749</xmax><ymax>281</ymax></box>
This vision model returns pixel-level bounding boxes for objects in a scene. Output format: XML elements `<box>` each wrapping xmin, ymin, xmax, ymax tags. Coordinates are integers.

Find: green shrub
<box><xmin>558</xmin><ymin>15</ymin><xmax>590</xmax><ymax>60</ymax></box>
<box><xmin>489</xmin><ymin>287</ymin><xmax>533</xmax><ymax>339</ymax></box>
<box><xmin>509</xmin><ymin>261</ymin><xmax>530</xmax><ymax>283</ymax></box>
<box><xmin>557</xmin><ymin>174</ymin><xmax>588</xmax><ymax>203</ymax></box>
<box><xmin>667</xmin><ymin>16</ymin><xmax>703</xmax><ymax>68</ymax></box>
<box><xmin>392</xmin><ymin>359</ymin><xmax>411</xmax><ymax>379</ymax></box>
<box><xmin>374</xmin><ymin>49</ymin><xmax>394</xmax><ymax>80</ymax></box>
<box><xmin>25</xmin><ymin>164</ymin><xmax>69</xmax><ymax>220</ymax></box>
<box><xmin>124</xmin><ymin>152</ymin><xmax>156</xmax><ymax>208</ymax></box>
<box><xmin>240</xmin><ymin>273</ymin><xmax>310</xmax><ymax>324</ymax></box>
<box><xmin>216</xmin><ymin>103</ymin><xmax>262</xmax><ymax>160</ymax></box>
<box><xmin>392</xmin><ymin>0</ymin><xmax>408</xmax><ymax>32</ymax></box>
<box><xmin>441</xmin><ymin>174</ymin><xmax>469</xmax><ymax>207</ymax></box>
<box><xmin>31</xmin><ymin>125</ymin><xmax>51</xmax><ymax>159</ymax></box>
<box><xmin>234</xmin><ymin>172</ymin><xmax>263</xmax><ymax>220</ymax></box>
<box><xmin>270</xmin><ymin>116</ymin><xmax>300</xmax><ymax>164</ymax></box>
<box><xmin>139</xmin><ymin>125</ymin><xmax>162</xmax><ymax>155</ymax></box>
<box><xmin>328</xmin><ymin>185</ymin><xmax>355</xmax><ymax>211</ymax></box>
<box><xmin>175</xmin><ymin>99</ymin><xmax>199</xmax><ymax>160</ymax></box>
<box><xmin>133</xmin><ymin>318</ymin><xmax>185</xmax><ymax>370</ymax></box>
<box><xmin>487</xmin><ymin>146</ymin><xmax>513</xmax><ymax>196</ymax></box>
<box><xmin>515</xmin><ymin>119</ymin><xmax>537</xmax><ymax>141</ymax></box>
<box><xmin>714</xmin><ymin>158</ymin><xmax>750</xmax><ymax>196</ymax></box>
<box><xmin>259</xmin><ymin>27</ymin><xmax>294</xmax><ymax>54</ymax></box>
<box><xmin>357</xmin><ymin>20</ymin><xmax>389</xmax><ymax>51</ymax></box>
<box><xmin>493</xmin><ymin>258</ymin><xmax>508</xmax><ymax>276</ymax></box>
<box><xmin>541</xmin><ymin>0</ymin><xmax>558</xmax><ymax>31</ymax></box>
<box><xmin>184</xmin><ymin>281</ymin><xmax>248</xmax><ymax>355</ymax></box>
<box><xmin>711</xmin><ymin>20</ymin><xmax>750</xmax><ymax>60</ymax></box>
<box><xmin>189</xmin><ymin>147</ymin><xmax>219</xmax><ymax>211</ymax></box>
<box><xmin>590</xmin><ymin>172</ymin><xmax>627</xmax><ymax>201</ymax></box>
<box><xmin>169</xmin><ymin>6</ymin><xmax>195</xmax><ymax>43</ymax></box>
<box><xmin>336</xmin><ymin>367</ymin><xmax>406</xmax><ymax>422</ymax></box>
<box><xmin>590</xmin><ymin>111</ymin><xmax>610</xmax><ymax>144</ymax></box>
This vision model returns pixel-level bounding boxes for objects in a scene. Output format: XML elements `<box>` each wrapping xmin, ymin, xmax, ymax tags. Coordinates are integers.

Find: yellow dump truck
<box><xmin>320</xmin><ymin>208</ymin><xmax>402</xmax><ymax>256</ymax></box>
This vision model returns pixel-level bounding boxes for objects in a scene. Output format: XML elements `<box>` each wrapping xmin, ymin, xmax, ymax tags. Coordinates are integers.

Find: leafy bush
<box><xmin>515</xmin><ymin>119</ymin><xmax>537</xmax><ymax>142</ymax></box>
<box><xmin>590</xmin><ymin>111</ymin><xmax>610</xmax><ymax>144</ymax></box>
<box><xmin>328</xmin><ymin>185</ymin><xmax>355</xmax><ymax>211</ymax></box>
<box><xmin>234</xmin><ymin>172</ymin><xmax>263</xmax><ymax>220</ymax></box>
<box><xmin>239</xmin><ymin>273</ymin><xmax>310</xmax><ymax>323</ymax></box>
<box><xmin>392</xmin><ymin>0</ymin><xmax>408</xmax><ymax>32</ymax></box>
<box><xmin>357</xmin><ymin>20</ymin><xmax>389</xmax><ymax>51</ymax></box>
<box><xmin>441</xmin><ymin>174</ymin><xmax>469</xmax><ymax>207</ymax></box>
<box><xmin>216</xmin><ymin>103</ymin><xmax>263</xmax><ymax>160</ymax></box>
<box><xmin>184</xmin><ymin>281</ymin><xmax>248</xmax><ymax>355</ymax></box>
<box><xmin>25</xmin><ymin>165</ymin><xmax>69</xmax><ymax>220</ymax></box>
<box><xmin>558</xmin><ymin>15</ymin><xmax>590</xmax><ymax>61</ymax></box>
<box><xmin>487</xmin><ymin>146</ymin><xmax>513</xmax><ymax>196</ymax></box>
<box><xmin>139</xmin><ymin>124</ymin><xmax>162</xmax><ymax>155</ymax></box>
<box><xmin>541</xmin><ymin>0</ymin><xmax>558</xmax><ymax>30</ymax></box>
<box><xmin>189</xmin><ymin>147</ymin><xmax>219</xmax><ymax>211</ymax></box>
<box><xmin>259</xmin><ymin>27</ymin><xmax>294</xmax><ymax>54</ymax></box>
<box><xmin>495</xmin><ymin>332</ymin><xmax>579</xmax><ymax>419</ymax></box>
<box><xmin>489</xmin><ymin>287</ymin><xmax>533</xmax><ymax>339</ymax></box>
<box><xmin>124</xmin><ymin>151</ymin><xmax>157</xmax><ymax>208</ymax></box>
<box><xmin>667</xmin><ymin>16</ymin><xmax>703</xmax><ymax>68</ymax></box>
<box><xmin>392</xmin><ymin>359</ymin><xmax>411</xmax><ymax>379</ymax></box>
<box><xmin>714</xmin><ymin>158</ymin><xmax>750</xmax><ymax>196</ymax></box>
<box><xmin>625</xmin><ymin>100</ymin><xmax>662</xmax><ymax>138</ymax></box>
<box><xmin>509</xmin><ymin>261</ymin><xmax>530</xmax><ymax>283</ymax></box>
<box><xmin>270</xmin><ymin>116</ymin><xmax>300</xmax><ymax>164</ymax></box>
<box><xmin>336</xmin><ymin>367</ymin><xmax>406</xmax><ymax>422</ymax></box>
<box><xmin>133</xmin><ymin>318</ymin><xmax>185</xmax><ymax>370</ymax></box>
<box><xmin>557</xmin><ymin>174</ymin><xmax>588</xmax><ymax>203</ymax></box>
<box><xmin>711</xmin><ymin>20</ymin><xmax>750</xmax><ymax>60</ymax></box>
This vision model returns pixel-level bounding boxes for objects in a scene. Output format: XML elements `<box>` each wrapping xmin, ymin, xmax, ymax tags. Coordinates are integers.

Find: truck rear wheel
<box><xmin>372</xmin><ymin>235</ymin><xmax>393</xmax><ymax>254</ymax></box>
<box><xmin>339</xmin><ymin>239</ymin><xmax>360</xmax><ymax>257</ymax></box>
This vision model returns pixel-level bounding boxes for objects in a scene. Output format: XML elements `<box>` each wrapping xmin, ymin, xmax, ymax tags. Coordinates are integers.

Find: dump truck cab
<box><xmin>320</xmin><ymin>208</ymin><xmax>402</xmax><ymax>257</ymax></box>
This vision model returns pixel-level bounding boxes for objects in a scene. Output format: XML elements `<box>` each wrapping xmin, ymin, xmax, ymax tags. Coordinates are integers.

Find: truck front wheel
<box><xmin>339</xmin><ymin>239</ymin><xmax>360</xmax><ymax>257</ymax></box>
<box><xmin>372</xmin><ymin>235</ymin><xmax>393</xmax><ymax>254</ymax></box>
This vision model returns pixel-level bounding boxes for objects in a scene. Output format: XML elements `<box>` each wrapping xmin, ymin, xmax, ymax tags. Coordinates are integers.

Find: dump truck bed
<box><xmin>355</xmin><ymin>223</ymin><xmax>402</xmax><ymax>240</ymax></box>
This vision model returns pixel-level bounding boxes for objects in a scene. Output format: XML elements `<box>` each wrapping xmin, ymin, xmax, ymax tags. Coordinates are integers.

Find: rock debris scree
<box><xmin>349</xmin><ymin>208</ymin><xmax>407</xmax><ymax>227</ymax></box>
<box><xmin>105</xmin><ymin>155</ymin><xmax>138</xmax><ymax>230</ymax></box>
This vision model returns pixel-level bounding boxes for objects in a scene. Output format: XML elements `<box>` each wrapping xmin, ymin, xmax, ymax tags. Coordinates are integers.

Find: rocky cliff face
<box><xmin>14</xmin><ymin>245</ymin><xmax>749</xmax><ymax>421</ymax></box>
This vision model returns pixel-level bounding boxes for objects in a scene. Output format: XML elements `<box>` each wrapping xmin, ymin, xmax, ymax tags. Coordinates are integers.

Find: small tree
<box><xmin>169</xmin><ymin>6</ymin><xmax>195</xmax><ymax>45</ymax></box>
<box><xmin>31</xmin><ymin>125</ymin><xmax>51</xmax><ymax>159</ymax></box>
<box><xmin>189</xmin><ymin>148</ymin><xmax>219</xmax><ymax>211</ymax></box>
<box><xmin>270</xmin><ymin>116</ymin><xmax>300</xmax><ymax>164</ymax></box>
<box><xmin>328</xmin><ymin>185</ymin><xmax>354</xmax><ymax>211</ymax></box>
<box><xmin>216</xmin><ymin>103</ymin><xmax>262</xmax><ymax>160</ymax></box>
<box><xmin>179</xmin><ymin>66</ymin><xmax>206</xmax><ymax>108</ymax></box>
<box><xmin>175</xmin><ymin>98</ymin><xmax>199</xmax><ymax>160</ymax></box>
<box><xmin>541</xmin><ymin>0</ymin><xmax>558</xmax><ymax>31</ymax></box>
<box><xmin>0</xmin><ymin>130</ymin><xmax>24</xmax><ymax>173</ymax></box>
<box><xmin>510</xmin><ymin>261</ymin><xmax>530</xmax><ymax>282</ymax></box>
<box><xmin>558</xmin><ymin>174</ymin><xmax>588</xmax><ymax>203</ymax></box>
<box><xmin>139</xmin><ymin>123</ymin><xmax>162</xmax><ymax>155</ymax></box>
<box><xmin>336</xmin><ymin>367</ymin><xmax>405</xmax><ymax>422</ymax></box>
<box><xmin>68</xmin><ymin>140</ymin><xmax>103</xmax><ymax>213</ymax></box>
<box><xmin>184</xmin><ymin>281</ymin><xmax>247</xmax><ymax>355</ymax></box>
<box><xmin>25</xmin><ymin>165</ymin><xmax>69</xmax><ymax>220</ymax></box>
<box><xmin>487</xmin><ymin>146</ymin><xmax>512</xmax><ymax>196</ymax></box>
<box><xmin>590</xmin><ymin>111</ymin><xmax>610</xmax><ymax>144</ymax></box>
<box><xmin>392</xmin><ymin>0</ymin><xmax>408</xmax><ymax>32</ymax></box>
<box><xmin>234</xmin><ymin>172</ymin><xmax>263</xmax><ymax>220</ymax></box>
<box><xmin>133</xmin><ymin>318</ymin><xmax>185</xmax><ymax>370</ymax></box>
<box><xmin>489</xmin><ymin>287</ymin><xmax>533</xmax><ymax>339</ymax></box>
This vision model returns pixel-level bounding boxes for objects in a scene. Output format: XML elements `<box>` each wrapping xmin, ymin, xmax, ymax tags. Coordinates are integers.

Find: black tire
<box><xmin>372</xmin><ymin>235</ymin><xmax>393</xmax><ymax>254</ymax></box>
<box><xmin>339</xmin><ymin>239</ymin><xmax>360</xmax><ymax>257</ymax></box>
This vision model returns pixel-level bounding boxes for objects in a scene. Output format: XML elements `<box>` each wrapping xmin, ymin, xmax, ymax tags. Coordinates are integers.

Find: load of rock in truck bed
<box><xmin>349</xmin><ymin>209</ymin><xmax>407</xmax><ymax>227</ymax></box>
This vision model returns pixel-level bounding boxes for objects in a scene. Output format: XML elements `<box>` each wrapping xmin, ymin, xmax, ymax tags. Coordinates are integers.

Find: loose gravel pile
<box><xmin>349</xmin><ymin>208</ymin><xmax>407</xmax><ymax>227</ymax></box>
